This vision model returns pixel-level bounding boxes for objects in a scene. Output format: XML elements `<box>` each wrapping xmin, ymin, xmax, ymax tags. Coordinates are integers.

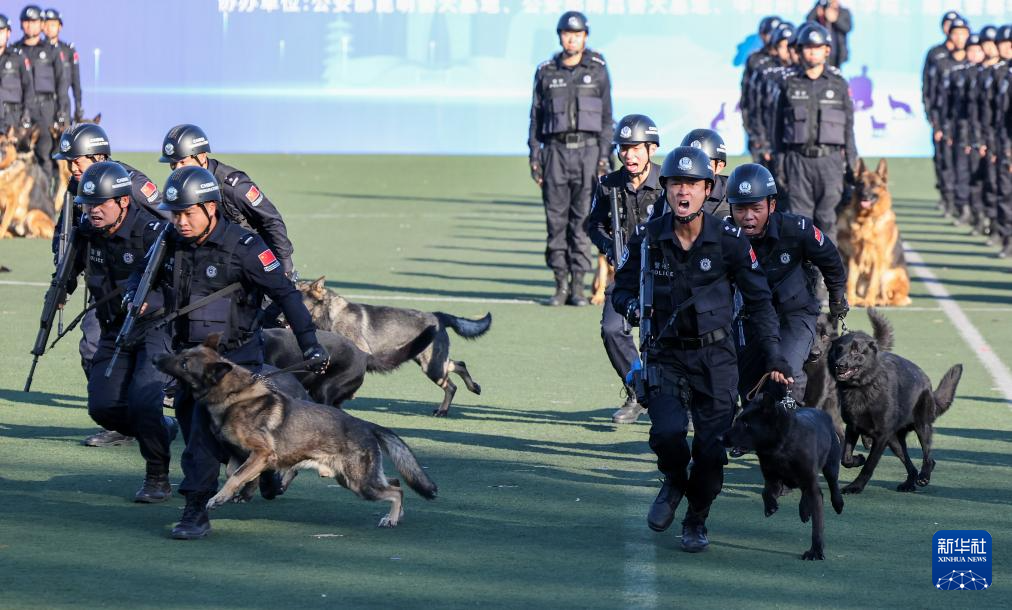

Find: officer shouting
<box><xmin>773</xmin><ymin>21</ymin><xmax>856</xmax><ymax>240</ymax></box>
<box><xmin>12</xmin><ymin>4</ymin><xmax>67</xmax><ymax>166</ymax></box>
<box><xmin>586</xmin><ymin>114</ymin><xmax>662</xmax><ymax>424</ymax></box>
<box><xmin>66</xmin><ymin>162</ymin><xmax>179</xmax><ymax>502</ymax></box>
<box><xmin>612</xmin><ymin>146</ymin><xmax>790</xmax><ymax>553</ymax></box>
<box><xmin>132</xmin><ymin>166</ymin><xmax>328</xmax><ymax>539</ymax></box>
<box><xmin>529</xmin><ymin>11</ymin><xmax>613</xmax><ymax>306</ymax></box>
<box><xmin>158</xmin><ymin>124</ymin><xmax>296</xmax><ymax>277</ymax></box>
<box><xmin>42</xmin><ymin>8</ymin><xmax>82</xmax><ymax>123</ymax></box>
<box><xmin>726</xmin><ymin>163</ymin><xmax>847</xmax><ymax>402</ymax></box>
<box><xmin>0</xmin><ymin>14</ymin><xmax>34</xmax><ymax>131</ymax></box>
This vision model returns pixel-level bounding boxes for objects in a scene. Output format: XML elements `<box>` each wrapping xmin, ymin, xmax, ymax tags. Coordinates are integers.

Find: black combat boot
<box><xmin>547</xmin><ymin>271</ymin><xmax>569</xmax><ymax>306</ymax></box>
<box><xmin>81</xmin><ymin>429</ymin><xmax>133</xmax><ymax>447</ymax></box>
<box><xmin>611</xmin><ymin>390</ymin><xmax>646</xmax><ymax>424</ymax></box>
<box><xmin>171</xmin><ymin>493</ymin><xmax>212</xmax><ymax>540</ymax></box>
<box><xmin>647</xmin><ymin>478</ymin><xmax>684</xmax><ymax>532</ymax></box>
<box><xmin>1000</xmin><ymin>236</ymin><xmax>1012</xmax><ymax>259</ymax></box>
<box><xmin>134</xmin><ymin>471</ymin><xmax>172</xmax><ymax>503</ymax></box>
<box><xmin>566</xmin><ymin>271</ymin><xmax>589</xmax><ymax>306</ymax></box>
<box><xmin>680</xmin><ymin>505</ymin><xmax>710</xmax><ymax>553</ymax></box>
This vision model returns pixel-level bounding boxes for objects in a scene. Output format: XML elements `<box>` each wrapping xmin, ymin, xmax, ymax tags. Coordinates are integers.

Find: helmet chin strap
<box><xmin>675</xmin><ymin>209</ymin><xmax>704</xmax><ymax>224</ymax></box>
<box><xmin>99</xmin><ymin>200</ymin><xmax>127</xmax><ymax>236</ymax></box>
<box><xmin>180</xmin><ymin>203</ymin><xmax>213</xmax><ymax>244</ymax></box>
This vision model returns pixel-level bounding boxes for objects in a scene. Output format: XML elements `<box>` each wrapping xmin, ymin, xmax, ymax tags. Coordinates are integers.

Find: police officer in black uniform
<box><xmin>726</xmin><ymin>163</ymin><xmax>847</xmax><ymax>402</ymax></box>
<box><xmin>993</xmin><ymin>25</ymin><xmax>1012</xmax><ymax>257</ymax></box>
<box><xmin>923</xmin><ymin>11</ymin><xmax>964</xmax><ymax>214</ymax></box>
<box><xmin>0</xmin><ymin>14</ymin><xmax>34</xmax><ymax>131</ymax></box>
<box><xmin>158</xmin><ymin>124</ymin><xmax>296</xmax><ymax>277</ymax></box>
<box><xmin>12</xmin><ymin>4</ymin><xmax>67</xmax><ymax>166</ymax></box>
<box><xmin>529</xmin><ymin>11</ymin><xmax>613</xmax><ymax>307</ymax></box>
<box><xmin>773</xmin><ymin>22</ymin><xmax>856</xmax><ymax>239</ymax></box>
<box><xmin>134</xmin><ymin>166</ymin><xmax>328</xmax><ymax>539</ymax></box>
<box><xmin>586</xmin><ymin>114</ymin><xmax>662</xmax><ymax>424</ymax></box>
<box><xmin>753</xmin><ymin>22</ymin><xmax>798</xmax><ymax>181</ymax></box>
<box><xmin>53</xmin><ymin>123</ymin><xmax>166</xmax><ymax>448</ymax></box>
<box><xmin>929</xmin><ymin>18</ymin><xmax>970</xmax><ymax>219</ymax></box>
<box><xmin>681</xmin><ymin>129</ymin><xmax>730</xmax><ymax>219</ymax></box>
<box><xmin>42</xmin><ymin>8</ymin><xmax>82</xmax><ymax>123</ymax></box>
<box><xmin>948</xmin><ymin>33</ymin><xmax>983</xmax><ymax>228</ymax></box>
<box><xmin>741</xmin><ymin>16</ymin><xmax>783</xmax><ymax>162</ymax></box>
<box><xmin>612</xmin><ymin>146</ymin><xmax>791</xmax><ymax>553</ymax></box>
<box><xmin>65</xmin><ymin>162</ymin><xmax>179</xmax><ymax>502</ymax></box>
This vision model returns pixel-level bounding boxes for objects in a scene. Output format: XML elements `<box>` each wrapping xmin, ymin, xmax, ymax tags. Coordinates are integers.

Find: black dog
<box><xmin>829</xmin><ymin>330</ymin><xmax>962</xmax><ymax>494</ymax></box>
<box><xmin>724</xmin><ymin>380</ymin><xmax>844</xmax><ymax>560</ymax></box>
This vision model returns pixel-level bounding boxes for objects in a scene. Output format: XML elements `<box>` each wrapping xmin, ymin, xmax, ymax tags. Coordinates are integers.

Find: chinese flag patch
<box><xmin>73</xmin><ymin>51</ymin><xmax>79</xmax><ymax>63</ymax></box>
<box><xmin>140</xmin><ymin>181</ymin><xmax>157</xmax><ymax>200</ymax></box>
<box><xmin>24</xmin><ymin>58</ymin><xmax>31</xmax><ymax>70</ymax></box>
<box><xmin>258</xmin><ymin>249</ymin><xmax>280</xmax><ymax>272</ymax></box>
<box><xmin>749</xmin><ymin>247</ymin><xmax>757</xmax><ymax>264</ymax></box>
<box><xmin>813</xmin><ymin>226</ymin><xmax>825</xmax><ymax>246</ymax></box>
<box><xmin>245</xmin><ymin>185</ymin><xmax>261</xmax><ymax>203</ymax></box>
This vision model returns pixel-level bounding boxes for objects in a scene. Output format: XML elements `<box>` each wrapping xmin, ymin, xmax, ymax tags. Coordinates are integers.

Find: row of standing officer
<box><xmin>924</xmin><ymin>14</ymin><xmax>1012</xmax><ymax>257</ymax></box>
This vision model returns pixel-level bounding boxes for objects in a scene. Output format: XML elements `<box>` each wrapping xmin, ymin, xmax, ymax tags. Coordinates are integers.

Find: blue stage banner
<box><xmin>45</xmin><ymin>0</ymin><xmax>1012</xmax><ymax>155</ymax></box>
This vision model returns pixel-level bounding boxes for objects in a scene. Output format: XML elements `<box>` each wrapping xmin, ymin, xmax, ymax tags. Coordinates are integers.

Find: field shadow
<box><xmin>0</xmin><ymin>388</ymin><xmax>86</xmax><ymax>408</ymax></box>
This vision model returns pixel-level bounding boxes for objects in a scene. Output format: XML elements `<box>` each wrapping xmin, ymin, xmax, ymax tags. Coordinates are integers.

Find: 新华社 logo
<box><xmin>933</xmin><ymin>530</ymin><xmax>991</xmax><ymax>590</ymax></box>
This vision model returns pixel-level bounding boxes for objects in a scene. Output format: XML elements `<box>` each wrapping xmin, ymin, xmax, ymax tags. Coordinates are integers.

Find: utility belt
<box><xmin>552</xmin><ymin>132</ymin><xmax>598</xmax><ymax>149</ymax></box>
<box><xmin>786</xmin><ymin>144</ymin><xmax>840</xmax><ymax>158</ymax></box>
<box><xmin>656</xmin><ymin>326</ymin><xmax>730</xmax><ymax>351</ymax></box>
<box><xmin>35</xmin><ymin>92</ymin><xmax>57</xmax><ymax>99</ymax></box>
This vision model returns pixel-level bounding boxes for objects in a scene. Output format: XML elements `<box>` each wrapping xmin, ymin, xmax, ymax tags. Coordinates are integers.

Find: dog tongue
<box><xmin>860</xmin><ymin>200</ymin><xmax>872</xmax><ymax>209</ymax></box>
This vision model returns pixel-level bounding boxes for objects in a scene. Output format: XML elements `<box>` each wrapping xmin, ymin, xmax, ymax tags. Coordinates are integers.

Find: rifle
<box><xmin>631</xmin><ymin>237</ymin><xmax>659</xmax><ymax>404</ymax></box>
<box><xmin>609</xmin><ymin>187</ymin><xmax>624</xmax><ymax>265</ymax></box>
<box><xmin>56</xmin><ymin>192</ymin><xmax>72</xmax><ymax>334</ymax></box>
<box><xmin>105</xmin><ymin>223</ymin><xmax>171</xmax><ymax>377</ymax></box>
<box><xmin>25</xmin><ymin>195</ymin><xmax>78</xmax><ymax>392</ymax></box>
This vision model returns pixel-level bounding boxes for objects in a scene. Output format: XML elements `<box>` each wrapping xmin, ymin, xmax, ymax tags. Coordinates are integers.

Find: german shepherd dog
<box><xmin>0</xmin><ymin>126</ymin><xmax>56</xmax><ymax>239</ymax></box>
<box><xmin>262</xmin><ymin>326</ymin><xmax>436</xmax><ymax>406</ymax></box>
<box><xmin>154</xmin><ymin>334</ymin><xmax>439</xmax><ymax>528</ymax></box>
<box><xmin>724</xmin><ymin>380</ymin><xmax>844</xmax><ymax>560</ymax></box>
<box><xmin>835</xmin><ymin>158</ymin><xmax>911</xmax><ymax>307</ymax></box>
<box><xmin>298</xmin><ymin>278</ymin><xmax>492</xmax><ymax>416</ymax></box>
<box><xmin>590</xmin><ymin>253</ymin><xmax>612</xmax><ymax>305</ymax></box>
<box><xmin>829</xmin><ymin>330</ymin><xmax>962</xmax><ymax>493</ymax></box>
<box><xmin>804</xmin><ymin>308</ymin><xmax>895</xmax><ymax>444</ymax></box>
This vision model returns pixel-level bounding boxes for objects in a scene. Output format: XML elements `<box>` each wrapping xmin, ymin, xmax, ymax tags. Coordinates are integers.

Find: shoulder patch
<box><xmin>798</xmin><ymin>217</ymin><xmax>806</xmax><ymax>231</ymax></box>
<box><xmin>244</xmin><ymin>184</ymin><xmax>263</xmax><ymax>206</ymax></box>
<box><xmin>813</xmin><ymin>226</ymin><xmax>825</xmax><ymax>246</ymax></box>
<box><xmin>146</xmin><ymin>220</ymin><xmax>161</xmax><ymax>231</ymax></box>
<box><xmin>225</xmin><ymin>171</ymin><xmax>243</xmax><ymax>187</ymax></box>
<box><xmin>140</xmin><ymin>181</ymin><xmax>158</xmax><ymax>202</ymax></box>
<box><xmin>722</xmin><ymin>222</ymin><xmax>742</xmax><ymax>237</ymax></box>
<box><xmin>749</xmin><ymin>246</ymin><xmax>759</xmax><ymax>269</ymax></box>
<box><xmin>257</xmin><ymin>248</ymin><xmax>281</xmax><ymax>272</ymax></box>
<box><xmin>239</xmin><ymin>233</ymin><xmax>256</xmax><ymax>246</ymax></box>
<box><xmin>590</xmin><ymin>55</ymin><xmax>606</xmax><ymax>66</ymax></box>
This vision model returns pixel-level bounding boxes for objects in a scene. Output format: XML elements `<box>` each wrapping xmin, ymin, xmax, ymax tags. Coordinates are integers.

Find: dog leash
<box><xmin>253</xmin><ymin>355</ymin><xmax>329</xmax><ymax>381</ymax></box>
<box><xmin>745</xmin><ymin>371</ymin><xmax>798</xmax><ymax>410</ymax></box>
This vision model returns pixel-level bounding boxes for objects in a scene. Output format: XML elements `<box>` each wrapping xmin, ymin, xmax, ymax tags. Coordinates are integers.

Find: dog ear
<box><xmin>203</xmin><ymin>332</ymin><xmax>223</xmax><ymax>352</ymax></box>
<box><xmin>310</xmin><ymin>276</ymin><xmax>327</xmax><ymax>298</ymax></box>
<box><xmin>875</xmin><ymin>158</ymin><xmax>888</xmax><ymax>182</ymax></box>
<box><xmin>856</xmin><ymin>158</ymin><xmax>866</xmax><ymax>177</ymax></box>
<box><xmin>204</xmin><ymin>361</ymin><xmax>233</xmax><ymax>386</ymax></box>
<box><xmin>93</xmin><ymin>113</ymin><xmax>102</xmax><ymax>124</ymax></box>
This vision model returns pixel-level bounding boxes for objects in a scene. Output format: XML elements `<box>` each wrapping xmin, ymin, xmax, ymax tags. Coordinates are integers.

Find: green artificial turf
<box><xmin>0</xmin><ymin>154</ymin><xmax>1009</xmax><ymax>609</ymax></box>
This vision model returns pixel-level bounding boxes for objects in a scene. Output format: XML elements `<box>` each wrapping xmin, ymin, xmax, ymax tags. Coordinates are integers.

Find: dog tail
<box><xmin>365</xmin><ymin>325</ymin><xmax>437</xmax><ymax>374</ymax></box>
<box><xmin>434</xmin><ymin>312</ymin><xmax>492</xmax><ymax>340</ymax></box>
<box><xmin>867</xmin><ymin>308</ymin><xmax>894</xmax><ymax>351</ymax></box>
<box><xmin>932</xmin><ymin>364</ymin><xmax>963</xmax><ymax>419</ymax></box>
<box><xmin>374</xmin><ymin>427</ymin><xmax>438</xmax><ymax>500</ymax></box>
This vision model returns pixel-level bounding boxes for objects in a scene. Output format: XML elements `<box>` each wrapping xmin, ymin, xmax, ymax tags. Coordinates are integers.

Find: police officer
<box><xmin>12</xmin><ymin>4</ymin><xmax>67</xmax><ymax>166</ymax></box>
<box><xmin>993</xmin><ymin>25</ymin><xmax>1012</xmax><ymax>257</ymax></box>
<box><xmin>929</xmin><ymin>18</ymin><xmax>970</xmax><ymax>219</ymax></box>
<box><xmin>529</xmin><ymin>11</ymin><xmax>613</xmax><ymax>306</ymax></box>
<box><xmin>741</xmin><ymin>16</ymin><xmax>783</xmax><ymax>163</ymax></box>
<box><xmin>923</xmin><ymin>11</ymin><xmax>964</xmax><ymax>213</ymax></box>
<box><xmin>586</xmin><ymin>114</ymin><xmax>662</xmax><ymax>424</ymax></box>
<box><xmin>65</xmin><ymin>162</ymin><xmax>179</xmax><ymax>502</ymax></box>
<box><xmin>0</xmin><ymin>14</ymin><xmax>33</xmax><ymax>131</ymax></box>
<box><xmin>970</xmin><ymin>26</ymin><xmax>1001</xmax><ymax>237</ymax></box>
<box><xmin>806</xmin><ymin>0</ymin><xmax>853</xmax><ymax>68</ymax></box>
<box><xmin>752</xmin><ymin>22</ymin><xmax>797</xmax><ymax>178</ymax></box>
<box><xmin>726</xmin><ymin>163</ymin><xmax>847</xmax><ymax>402</ymax></box>
<box><xmin>612</xmin><ymin>146</ymin><xmax>790</xmax><ymax>553</ymax></box>
<box><xmin>52</xmin><ymin>122</ymin><xmax>165</xmax><ymax>448</ymax></box>
<box><xmin>158</xmin><ymin>124</ymin><xmax>296</xmax><ymax>277</ymax></box>
<box><xmin>134</xmin><ymin>166</ymin><xmax>328</xmax><ymax>539</ymax></box>
<box><xmin>680</xmin><ymin>129</ymin><xmax>730</xmax><ymax>219</ymax></box>
<box><xmin>773</xmin><ymin>21</ymin><xmax>856</xmax><ymax>240</ymax></box>
<box><xmin>948</xmin><ymin>33</ymin><xmax>983</xmax><ymax>228</ymax></box>
<box><xmin>42</xmin><ymin>8</ymin><xmax>82</xmax><ymax>123</ymax></box>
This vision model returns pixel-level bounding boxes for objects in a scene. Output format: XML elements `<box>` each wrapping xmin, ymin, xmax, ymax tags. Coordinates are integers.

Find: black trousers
<box><xmin>28</xmin><ymin>95</ymin><xmax>57</xmax><ymax>168</ymax></box>
<box><xmin>736</xmin><ymin>308</ymin><xmax>817</xmax><ymax>403</ymax></box>
<box><xmin>782</xmin><ymin>151</ymin><xmax>844</xmax><ymax>242</ymax></box>
<box><xmin>87</xmin><ymin>328</ymin><xmax>173</xmax><ymax>474</ymax></box>
<box><xmin>600</xmin><ymin>282</ymin><xmax>638</xmax><ymax>390</ymax></box>
<box><xmin>996</xmin><ymin>151</ymin><xmax>1012</xmax><ymax>237</ymax></box>
<box><xmin>646</xmin><ymin>337</ymin><xmax>738</xmax><ymax>523</ymax></box>
<box><xmin>79</xmin><ymin>308</ymin><xmax>100</xmax><ymax>375</ymax></box>
<box><xmin>540</xmin><ymin>140</ymin><xmax>597</xmax><ymax>275</ymax></box>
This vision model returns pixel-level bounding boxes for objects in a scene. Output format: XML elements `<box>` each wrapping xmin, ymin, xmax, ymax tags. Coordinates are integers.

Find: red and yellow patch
<box><xmin>140</xmin><ymin>181</ymin><xmax>158</xmax><ymax>200</ymax></box>
<box><xmin>245</xmin><ymin>185</ymin><xmax>261</xmax><ymax>203</ymax></box>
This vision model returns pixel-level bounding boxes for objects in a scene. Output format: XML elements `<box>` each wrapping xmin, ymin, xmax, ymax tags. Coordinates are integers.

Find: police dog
<box><xmin>590</xmin><ymin>253</ymin><xmax>612</xmax><ymax>305</ymax></box>
<box><xmin>836</xmin><ymin>158</ymin><xmax>911</xmax><ymax>307</ymax></box>
<box><xmin>0</xmin><ymin>126</ymin><xmax>55</xmax><ymax>239</ymax></box>
<box><xmin>154</xmin><ymin>334</ymin><xmax>438</xmax><ymax>528</ymax></box>
<box><xmin>263</xmin><ymin>326</ymin><xmax>436</xmax><ymax>406</ymax></box>
<box><xmin>724</xmin><ymin>379</ymin><xmax>844</xmax><ymax>560</ymax></box>
<box><xmin>298</xmin><ymin>278</ymin><xmax>491</xmax><ymax>416</ymax></box>
<box><xmin>829</xmin><ymin>330</ymin><xmax>962</xmax><ymax>493</ymax></box>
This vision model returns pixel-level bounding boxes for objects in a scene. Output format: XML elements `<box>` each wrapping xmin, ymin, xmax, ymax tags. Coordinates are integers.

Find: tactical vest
<box><xmin>24</xmin><ymin>44</ymin><xmax>57</xmax><ymax>94</ymax></box>
<box><xmin>0</xmin><ymin>52</ymin><xmax>25</xmax><ymax>104</ymax></box>
<box><xmin>86</xmin><ymin>214</ymin><xmax>162</xmax><ymax>329</ymax></box>
<box><xmin>648</xmin><ymin>236</ymin><xmax>734</xmax><ymax>339</ymax></box>
<box><xmin>170</xmin><ymin>222</ymin><xmax>261</xmax><ymax>351</ymax></box>
<box><xmin>538</xmin><ymin>53</ymin><xmax>607</xmax><ymax>135</ymax></box>
<box><xmin>781</xmin><ymin>72</ymin><xmax>849</xmax><ymax>147</ymax></box>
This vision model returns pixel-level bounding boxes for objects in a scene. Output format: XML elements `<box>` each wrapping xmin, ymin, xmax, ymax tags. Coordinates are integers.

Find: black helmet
<box><xmin>20</xmin><ymin>5</ymin><xmax>42</xmax><ymax>21</ymax></box>
<box><xmin>979</xmin><ymin>25</ymin><xmax>998</xmax><ymax>42</ymax></box>
<box><xmin>42</xmin><ymin>8</ymin><xmax>61</xmax><ymax>22</ymax></box>
<box><xmin>556</xmin><ymin>11</ymin><xmax>589</xmax><ymax>34</ymax></box>
<box><xmin>659</xmin><ymin>146</ymin><xmax>714</xmax><ymax>184</ymax></box>
<box><xmin>74</xmin><ymin>162</ymin><xmax>132</xmax><ymax>206</ymax></box>
<box><xmin>159</xmin><ymin>124</ymin><xmax>211</xmax><ymax>163</ymax></box>
<box><xmin>771</xmin><ymin>22</ymin><xmax>796</xmax><ymax>46</ymax></box>
<box><xmin>614</xmin><ymin>114</ymin><xmax>659</xmax><ymax>146</ymax></box>
<box><xmin>680</xmin><ymin>129</ymin><xmax>726</xmax><ymax>163</ymax></box>
<box><xmin>949</xmin><ymin>17</ymin><xmax>970</xmax><ymax>33</ymax></box>
<box><xmin>999</xmin><ymin>25</ymin><xmax>1012</xmax><ymax>43</ymax></box>
<box><xmin>0</xmin><ymin>14</ymin><xmax>10</xmax><ymax>30</ymax></box>
<box><xmin>159</xmin><ymin>166</ymin><xmax>221</xmax><ymax>212</ymax></box>
<box><xmin>942</xmin><ymin>11</ymin><xmax>961</xmax><ymax>29</ymax></box>
<box><xmin>966</xmin><ymin>34</ymin><xmax>982</xmax><ymax>48</ymax></box>
<box><xmin>795</xmin><ymin>22</ymin><xmax>832</xmax><ymax>47</ymax></box>
<box><xmin>53</xmin><ymin>124</ymin><xmax>111</xmax><ymax>160</ymax></box>
<box><xmin>759</xmin><ymin>15</ymin><xmax>782</xmax><ymax>38</ymax></box>
<box><xmin>727</xmin><ymin>164</ymin><xmax>778</xmax><ymax>205</ymax></box>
